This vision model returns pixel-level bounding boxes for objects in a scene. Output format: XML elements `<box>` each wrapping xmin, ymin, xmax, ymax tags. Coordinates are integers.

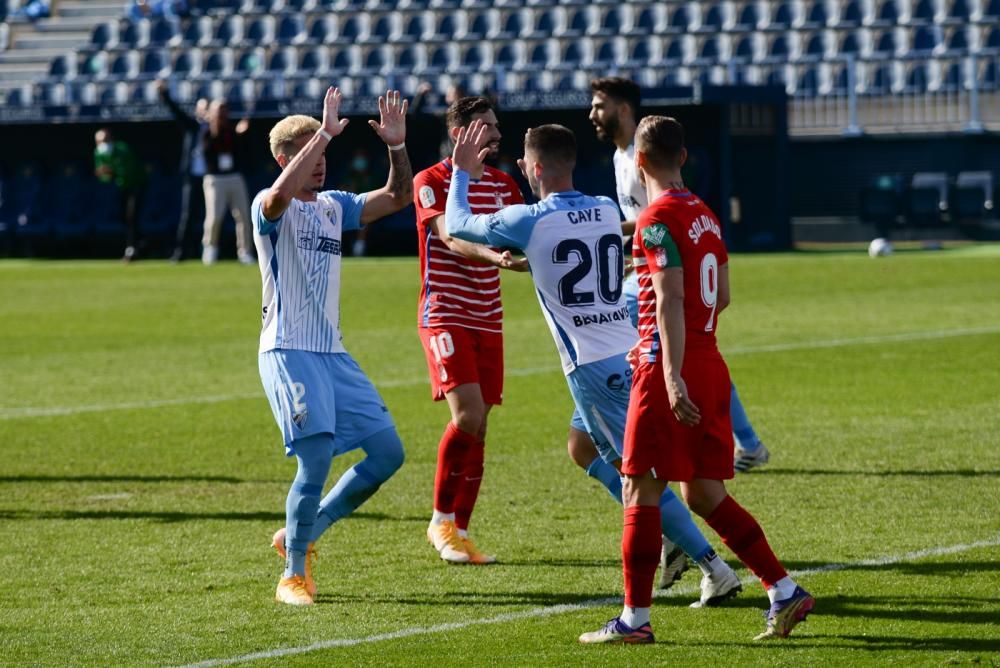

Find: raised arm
<box><xmin>156</xmin><ymin>80</ymin><xmax>200</xmax><ymax>132</ymax></box>
<box><xmin>261</xmin><ymin>87</ymin><xmax>349</xmax><ymax>222</ymax></box>
<box><xmin>360</xmin><ymin>91</ymin><xmax>414</xmax><ymax>225</ymax></box>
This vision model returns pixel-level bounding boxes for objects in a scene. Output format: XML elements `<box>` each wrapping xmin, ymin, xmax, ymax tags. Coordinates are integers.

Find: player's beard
<box><xmin>593</xmin><ymin>115</ymin><xmax>619</xmax><ymax>143</ymax></box>
<box><xmin>483</xmin><ymin>141</ymin><xmax>501</xmax><ymax>162</ymax></box>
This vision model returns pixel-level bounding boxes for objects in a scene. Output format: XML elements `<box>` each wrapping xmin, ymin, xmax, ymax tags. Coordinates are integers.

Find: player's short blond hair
<box><xmin>269</xmin><ymin>115</ymin><xmax>321</xmax><ymax>159</ymax></box>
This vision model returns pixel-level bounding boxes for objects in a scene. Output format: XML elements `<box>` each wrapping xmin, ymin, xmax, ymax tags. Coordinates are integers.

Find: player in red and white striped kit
<box><xmin>412</xmin><ymin>96</ymin><xmax>527</xmax><ymax>564</ymax></box>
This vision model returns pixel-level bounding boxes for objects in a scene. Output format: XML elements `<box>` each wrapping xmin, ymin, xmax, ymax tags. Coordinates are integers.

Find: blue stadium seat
<box><xmin>839</xmin><ymin>30</ymin><xmax>861</xmax><ymax>55</ymax></box>
<box><xmin>173</xmin><ymin>50</ymin><xmax>200</xmax><ymax>78</ymax></box>
<box><xmin>912</xmin><ymin>25</ymin><xmax>938</xmax><ymax>53</ymax></box>
<box><xmin>561</xmin><ymin>40</ymin><xmax>585</xmax><ymax>67</ymax></box>
<box><xmin>141</xmin><ymin>50</ymin><xmax>167</xmax><ymax>78</ymax></box>
<box><xmin>940</xmin><ymin>61</ymin><xmax>963</xmax><ymax>90</ymax></box>
<box><xmin>149</xmin><ymin>18</ymin><xmax>177</xmax><ymax>46</ymax></box>
<box><xmin>460</xmin><ymin>43</ymin><xmax>485</xmax><ymax>71</ymax></box>
<box><xmin>872</xmin><ymin>30</ymin><xmax>897</xmax><ymax>57</ymax></box>
<box><xmin>771</xmin><ymin>2</ymin><xmax>793</xmax><ymax>29</ymax></box>
<box><xmin>528</xmin><ymin>41</ymin><xmax>548</xmax><ymax>67</ymax></box>
<box><xmin>802</xmin><ymin>1</ymin><xmax>828</xmax><ymax>28</ymax></box>
<box><xmin>48</xmin><ymin>54</ymin><xmax>74</xmax><ymax>78</ymax></box>
<box><xmin>465</xmin><ymin>11</ymin><xmax>491</xmax><ymax>39</ymax></box>
<box><xmin>91</xmin><ymin>22</ymin><xmax>115</xmax><ymax>49</ymax></box>
<box><xmin>404</xmin><ymin>14</ymin><xmax>425</xmax><ymax>41</ymax></box>
<box><xmin>203</xmin><ymin>49</ymin><xmax>231</xmax><ymax>76</ymax></box>
<box><xmin>363</xmin><ymin>46</ymin><xmax>388</xmax><ymax>74</ymax></box>
<box><xmin>945</xmin><ymin>0</ymin><xmax>971</xmax><ymax>22</ymax></box>
<box><xmin>626</xmin><ymin>38</ymin><xmax>654</xmax><ymax>67</ymax></box>
<box><xmin>798</xmin><ymin>66</ymin><xmax>819</xmax><ymax>95</ymax></box>
<box><xmin>733</xmin><ymin>34</ymin><xmax>754</xmax><ymax>60</ymax></box>
<box><xmin>563</xmin><ymin>7</ymin><xmax>589</xmax><ymax>37</ymax></box>
<box><xmin>298</xmin><ymin>47</ymin><xmax>327</xmax><ymax>75</ymax></box>
<box><xmin>911</xmin><ymin>0</ymin><xmax>935</xmax><ymax>23</ymax></box>
<box><xmin>236</xmin><ymin>49</ymin><xmax>264</xmax><ymax>75</ymax></box>
<box><xmin>981</xmin><ymin>60</ymin><xmax>998</xmax><ymax>89</ymax></box>
<box><xmin>370</xmin><ymin>14</ymin><xmax>395</xmax><ymax>41</ymax></box>
<box><xmin>701</xmin><ymin>4</ymin><xmax>725</xmax><ymax>32</ymax></box>
<box><xmin>945</xmin><ymin>26</ymin><xmax>968</xmax><ymax>53</ymax></box>
<box><xmin>664</xmin><ymin>37</ymin><xmax>685</xmax><ymax>63</ymax></box>
<box><xmin>245</xmin><ymin>17</ymin><xmax>274</xmax><ymax>44</ymax></box>
<box><xmin>428</xmin><ymin>13</ymin><xmax>458</xmax><ymax>41</ymax></box>
<box><xmin>267</xmin><ymin>48</ymin><xmax>292</xmax><ymax>74</ymax></box>
<box><xmin>554</xmin><ymin>73</ymin><xmax>576</xmax><ymax>91</ymax></box>
<box><xmin>6</xmin><ymin>87</ymin><xmax>29</xmax><ymax>106</ymax></box>
<box><xmin>872</xmin><ymin>0</ymin><xmax>899</xmax><ymax>26</ymax></box>
<box><xmin>592</xmin><ymin>39</ymin><xmax>616</xmax><ymax>66</ymax></box>
<box><xmin>986</xmin><ymin>26</ymin><xmax>1000</xmax><ymax>51</ymax></box>
<box><xmin>394</xmin><ymin>44</ymin><xmax>421</xmax><ymax>71</ymax></box>
<box><xmin>868</xmin><ymin>63</ymin><xmax>893</xmax><ymax>93</ymax></box>
<box><xmin>332</xmin><ymin>47</ymin><xmax>356</xmax><ymax>72</ymax></box>
<box><xmin>829</xmin><ymin>62</ymin><xmax>851</xmax><ymax>92</ymax></box>
<box><xmin>767</xmin><ymin>34</ymin><xmax>789</xmax><ymax>61</ymax></box>
<box><xmin>494</xmin><ymin>42</ymin><xmax>518</xmax><ymax>68</ymax></box>
<box><xmin>905</xmin><ymin>62</ymin><xmax>929</xmax><ymax>91</ymax></box>
<box><xmin>699</xmin><ymin>35</ymin><xmax>720</xmax><ymax>62</ymax></box>
<box><xmin>803</xmin><ymin>32</ymin><xmax>826</xmax><ymax>59</ymax></box>
<box><xmin>734</xmin><ymin>2</ymin><xmax>759</xmax><ymax>31</ymax></box>
<box><xmin>631</xmin><ymin>6</ymin><xmax>657</xmax><ymax>35</ymax></box>
<box><xmin>277</xmin><ymin>15</ymin><xmax>305</xmax><ymax>44</ymax></box>
<box><xmin>183</xmin><ymin>17</ymin><xmax>210</xmax><ymax>46</ymax></box>
<box><xmin>668</xmin><ymin>4</ymin><xmax>690</xmax><ymax>32</ymax></box>
<box><xmin>110</xmin><ymin>52</ymin><xmax>135</xmax><ymax>79</ymax></box>
<box><xmin>838</xmin><ymin>0</ymin><xmax>863</xmax><ymax>26</ymax></box>
<box><xmin>985</xmin><ymin>0</ymin><xmax>1000</xmax><ymax>19</ymax></box>
<box><xmin>308</xmin><ymin>16</ymin><xmax>335</xmax><ymax>44</ymax></box>
<box><xmin>214</xmin><ymin>15</ymin><xmax>240</xmax><ymax>46</ymax></box>
<box><xmin>427</xmin><ymin>44</ymin><xmax>454</xmax><ymax>72</ymax></box>
<box><xmin>498</xmin><ymin>10</ymin><xmax>522</xmax><ymax>39</ymax></box>
<box><xmin>119</xmin><ymin>20</ymin><xmax>140</xmax><ymax>48</ymax></box>
<box><xmin>594</xmin><ymin>6</ymin><xmax>622</xmax><ymax>36</ymax></box>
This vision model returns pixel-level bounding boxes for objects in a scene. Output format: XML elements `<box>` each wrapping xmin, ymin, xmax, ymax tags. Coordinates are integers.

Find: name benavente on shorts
<box><xmin>572</xmin><ymin>305</ymin><xmax>631</xmax><ymax>327</ymax></box>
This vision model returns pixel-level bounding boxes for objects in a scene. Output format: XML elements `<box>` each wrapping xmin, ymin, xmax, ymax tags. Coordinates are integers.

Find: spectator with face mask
<box><xmin>94</xmin><ymin>128</ymin><xmax>147</xmax><ymax>262</ymax></box>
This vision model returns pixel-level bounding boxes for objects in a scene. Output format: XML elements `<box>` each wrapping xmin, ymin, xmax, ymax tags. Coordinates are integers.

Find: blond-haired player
<box><xmin>253</xmin><ymin>87</ymin><xmax>413</xmax><ymax>605</ymax></box>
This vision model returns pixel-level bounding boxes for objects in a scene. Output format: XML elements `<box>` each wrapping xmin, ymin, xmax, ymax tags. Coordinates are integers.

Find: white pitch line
<box><xmin>3</xmin><ymin>325</ymin><xmax>999</xmax><ymax>422</ymax></box>
<box><xmin>176</xmin><ymin>535</ymin><xmax>1000</xmax><ymax>668</ymax></box>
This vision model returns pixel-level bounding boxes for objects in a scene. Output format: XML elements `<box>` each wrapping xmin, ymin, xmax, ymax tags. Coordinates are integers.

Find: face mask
<box><xmin>352</xmin><ymin>157</ymin><xmax>368</xmax><ymax>171</ymax></box>
<box><xmin>97</xmin><ymin>142</ymin><xmax>112</xmax><ymax>155</ymax></box>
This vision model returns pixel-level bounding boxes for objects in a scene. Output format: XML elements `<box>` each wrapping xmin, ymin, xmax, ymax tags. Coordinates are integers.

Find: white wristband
<box><xmin>388</xmin><ymin>142</ymin><xmax>406</xmax><ymax>151</ymax></box>
<box><xmin>318</xmin><ymin>129</ymin><xmax>332</xmax><ymax>141</ymax></box>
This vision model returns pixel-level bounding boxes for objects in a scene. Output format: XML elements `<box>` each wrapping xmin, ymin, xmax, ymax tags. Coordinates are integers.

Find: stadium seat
<box><xmin>733</xmin><ymin>34</ymin><xmax>755</xmax><ymax>61</ymax></box>
<box><xmin>910</xmin><ymin>0</ymin><xmax>935</xmax><ymax>23</ymax></box>
<box><xmin>427</xmin><ymin>13</ymin><xmax>458</xmax><ymax>41</ymax></box>
<box><xmin>403</xmin><ymin>13</ymin><xmax>426</xmax><ymax>41</ymax></box>
<box><xmin>591</xmin><ymin>38</ymin><xmax>617</xmax><ymax>67</ymax></box>
<box><xmin>202</xmin><ymin>49</ymin><xmax>233</xmax><ymax>77</ymax></box>
<box><xmin>140</xmin><ymin>50</ymin><xmax>167</xmax><ymax>79</ymax></box>
<box><xmin>91</xmin><ymin>22</ymin><xmax>117</xmax><ymax>49</ymax></box>
<box><xmin>593</xmin><ymin>6</ymin><xmax>623</xmax><ymax>36</ymax></box>
<box><xmin>563</xmin><ymin>7</ymin><xmax>589</xmax><ymax>37</ymax></box>
<box><xmin>944</xmin><ymin>0</ymin><xmax>971</xmax><ymax>23</ymax></box>
<box><xmin>426</xmin><ymin>44</ymin><xmax>456</xmax><ymax>73</ymax></box>
<box><xmin>362</xmin><ymin>45</ymin><xmax>388</xmax><ymax>74</ymax></box>
<box><xmin>625</xmin><ymin>38</ymin><xmax>657</xmax><ymax>67</ymax></box>
<box><xmin>803</xmin><ymin>32</ymin><xmax>827</xmax><ymax>60</ymax></box>
<box><xmin>308</xmin><ymin>16</ymin><xmax>335</xmax><ymax>44</ymax></box>
<box><xmin>911</xmin><ymin>25</ymin><xmax>938</xmax><ymax>53</ymax></box>
<box><xmin>802</xmin><ymin>1</ymin><xmax>829</xmax><ymax>28</ymax></box>
<box><xmin>494</xmin><ymin>42</ymin><xmax>521</xmax><ymax>69</ymax></box>
<box><xmin>459</xmin><ymin>43</ymin><xmax>486</xmax><ymax>71</ymax></box>
<box><xmin>667</xmin><ymin>4</ymin><xmax>690</xmax><ymax>33</ymax></box>
<box><xmin>48</xmin><ymin>53</ymin><xmax>75</xmax><ymax>79</ymax></box>
<box><xmin>904</xmin><ymin>62</ymin><xmax>930</xmax><ymax>91</ymax></box>
<box><xmin>245</xmin><ymin>16</ymin><xmax>275</xmax><ymax>44</ymax></box>
<box><xmin>870</xmin><ymin>0</ymin><xmax>899</xmax><ymax>27</ymax></box>
<box><xmin>183</xmin><ymin>17</ymin><xmax>212</xmax><ymax>46</ymax></box>
<box><xmin>332</xmin><ymin>45</ymin><xmax>359</xmax><ymax>73</ymax></box>
<box><xmin>701</xmin><ymin>4</ymin><xmax>725</xmax><ymax>32</ymax></box>
<box><xmin>980</xmin><ymin>59</ymin><xmax>998</xmax><ymax>89</ymax></box>
<box><xmin>944</xmin><ymin>26</ymin><xmax>968</xmax><ymax>53</ymax></box>
<box><xmin>797</xmin><ymin>65</ymin><xmax>820</xmax><ymax>95</ymax></box>
<box><xmin>939</xmin><ymin>60</ymin><xmax>964</xmax><ymax>90</ymax></box>
<box><xmin>734</xmin><ymin>2</ymin><xmax>759</xmax><ymax>31</ymax></box>
<box><xmin>267</xmin><ymin>48</ymin><xmax>294</xmax><ymax>75</ymax></box>
<box><xmin>664</xmin><ymin>36</ymin><xmax>687</xmax><ymax>63</ymax></box>
<box><xmin>119</xmin><ymin>20</ymin><xmax>141</xmax><ymax>49</ymax></box>
<box><xmin>370</xmin><ymin>14</ymin><xmax>398</xmax><ymax>42</ymax></box>
<box><xmin>276</xmin><ymin>14</ymin><xmax>305</xmax><ymax>44</ymax></box>
<box><xmin>298</xmin><ymin>46</ymin><xmax>328</xmax><ymax>75</ymax></box>
<box><xmin>872</xmin><ymin>29</ymin><xmax>899</xmax><ymax>57</ymax></box>
<box><xmin>172</xmin><ymin>49</ymin><xmax>202</xmax><ymax>78</ymax></box>
<box><xmin>214</xmin><ymin>14</ymin><xmax>242</xmax><ymax>46</ymax></box>
<box><xmin>497</xmin><ymin>9</ymin><xmax>523</xmax><ymax>39</ymax></box>
<box><xmin>985</xmin><ymin>0</ymin><xmax>1000</xmax><ymax>19</ymax></box>
<box><xmin>985</xmin><ymin>27</ymin><xmax>1000</xmax><ymax>52</ymax></box>
<box><xmin>837</xmin><ymin>0</ymin><xmax>864</xmax><ymax>27</ymax></box>
<box><xmin>630</xmin><ymin>6</ymin><xmax>659</xmax><ymax>35</ymax></box>
<box><xmin>771</xmin><ymin>2</ymin><xmax>794</xmax><ymax>29</ymax></box>
<box><xmin>464</xmin><ymin>10</ymin><xmax>491</xmax><ymax>39</ymax></box>
<box><xmin>149</xmin><ymin>18</ymin><xmax>178</xmax><ymax>46</ymax></box>
<box><xmin>110</xmin><ymin>52</ymin><xmax>139</xmax><ymax>79</ymax></box>
<box><xmin>698</xmin><ymin>35</ymin><xmax>721</xmax><ymax>63</ymax></box>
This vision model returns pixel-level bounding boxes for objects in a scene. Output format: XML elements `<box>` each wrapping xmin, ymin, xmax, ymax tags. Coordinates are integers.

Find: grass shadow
<box><xmin>742</xmin><ymin>468</ymin><xmax>1000</xmax><ymax>478</ymax></box>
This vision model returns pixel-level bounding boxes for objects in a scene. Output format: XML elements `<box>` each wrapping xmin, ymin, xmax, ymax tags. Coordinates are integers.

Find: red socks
<box><xmin>454</xmin><ymin>438</ymin><xmax>485</xmax><ymax>531</ymax></box>
<box><xmin>622</xmin><ymin>505</ymin><xmax>662</xmax><ymax>608</ymax></box>
<box><xmin>705</xmin><ymin>495</ymin><xmax>787</xmax><ymax>589</ymax></box>
<box><xmin>432</xmin><ymin>423</ymin><xmax>478</xmax><ymax>515</ymax></box>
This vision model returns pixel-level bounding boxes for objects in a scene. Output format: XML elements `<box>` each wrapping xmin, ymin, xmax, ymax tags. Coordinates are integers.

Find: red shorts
<box><xmin>622</xmin><ymin>356</ymin><xmax>734</xmax><ymax>481</ymax></box>
<box><xmin>419</xmin><ymin>326</ymin><xmax>504</xmax><ymax>405</ymax></box>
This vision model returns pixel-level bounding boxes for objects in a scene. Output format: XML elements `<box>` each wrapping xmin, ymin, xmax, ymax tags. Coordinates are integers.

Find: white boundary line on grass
<box><xmin>176</xmin><ymin>535</ymin><xmax>1000</xmax><ymax>668</ymax></box>
<box><xmin>3</xmin><ymin>325</ymin><xmax>999</xmax><ymax>421</ymax></box>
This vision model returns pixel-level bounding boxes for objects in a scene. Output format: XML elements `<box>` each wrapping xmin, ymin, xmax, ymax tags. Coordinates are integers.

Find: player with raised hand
<box><xmin>579</xmin><ymin>116</ymin><xmax>813</xmax><ymax>643</ymax></box>
<box><xmin>253</xmin><ymin>87</ymin><xmax>413</xmax><ymax>605</ymax></box>
<box><xmin>444</xmin><ymin>120</ymin><xmax>740</xmax><ymax>611</ymax></box>
<box><xmin>413</xmin><ymin>96</ymin><xmax>526</xmax><ymax>566</ymax></box>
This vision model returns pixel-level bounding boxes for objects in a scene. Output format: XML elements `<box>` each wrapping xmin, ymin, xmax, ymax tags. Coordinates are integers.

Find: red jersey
<box><xmin>413</xmin><ymin>159</ymin><xmax>524</xmax><ymax>333</ymax></box>
<box><xmin>631</xmin><ymin>189</ymin><xmax>729</xmax><ymax>365</ymax></box>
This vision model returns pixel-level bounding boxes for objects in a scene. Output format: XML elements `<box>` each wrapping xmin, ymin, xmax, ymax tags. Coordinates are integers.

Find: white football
<box><xmin>868</xmin><ymin>238</ymin><xmax>893</xmax><ymax>257</ymax></box>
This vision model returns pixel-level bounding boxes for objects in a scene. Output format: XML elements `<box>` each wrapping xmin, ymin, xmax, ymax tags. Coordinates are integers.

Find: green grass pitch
<box><xmin>1</xmin><ymin>246</ymin><xmax>999</xmax><ymax>667</ymax></box>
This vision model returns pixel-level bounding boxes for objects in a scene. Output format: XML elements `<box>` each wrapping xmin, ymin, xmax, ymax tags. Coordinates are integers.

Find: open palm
<box><xmin>368</xmin><ymin>90</ymin><xmax>408</xmax><ymax>146</ymax></box>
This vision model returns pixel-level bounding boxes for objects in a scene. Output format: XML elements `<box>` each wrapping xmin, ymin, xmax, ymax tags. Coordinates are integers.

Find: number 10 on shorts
<box><xmin>428</xmin><ymin>331</ymin><xmax>455</xmax><ymax>381</ymax></box>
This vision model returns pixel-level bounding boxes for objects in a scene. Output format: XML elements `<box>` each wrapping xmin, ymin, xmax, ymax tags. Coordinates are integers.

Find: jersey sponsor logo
<box><xmin>315</xmin><ymin>236</ymin><xmax>342</xmax><ymax>255</ymax></box>
<box><xmin>688</xmin><ymin>214</ymin><xmax>722</xmax><ymax>244</ymax></box>
<box><xmin>605</xmin><ymin>369</ymin><xmax>631</xmax><ymax>392</ymax></box>
<box><xmin>618</xmin><ymin>193</ymin><xmax>640</xmax><ymax>210</ymax></box>
<box><xmin>298</xmin><ymin>227</ymin><xmax>316</xmax><ymax>250</ymax></box>
<box><xmin>642</xmin><ymin>223</ymin><xmax>669</xmax><ymax>248</ymax></box>
<box><xmin>486</xmin><ymin>212</ymin><xmax>504</xmax><ymax>231</ymax></box>
<box><xmin>419</xmin><ymin>185</ymin><xmax>436</xmax><ymax>208</ymax></box>
<box><xmin>572</xmin><ymin>305</ymin><xmax>630</xmax><ymax>327</ymax></box>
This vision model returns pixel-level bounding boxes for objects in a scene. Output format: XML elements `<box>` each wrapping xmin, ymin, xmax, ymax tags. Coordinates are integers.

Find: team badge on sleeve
<box><xmin>419</xmin><ymin>185</ymin><xmax>436</xmax><ymax>208</ymax></box>
<box><xmin>655</xmin><ymin>247</ymin><xmax>670</xmax><ymax>268</ymax></box>
<box><xmin>642</xmin><ymin>223</ymin><xmax>669</xmax><ymax>248</ymax></box>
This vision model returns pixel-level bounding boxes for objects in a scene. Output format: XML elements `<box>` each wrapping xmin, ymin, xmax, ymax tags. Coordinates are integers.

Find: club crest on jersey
<box><xmin>655</xmin><ymin>247</ymin><xmax>670</xmax><ymax>268</ymax></box>
<box><xmin>298</xmin><ymin>227</ymin><xmax>316</xmax><ymax>250</ymax></box>
<box><xmin>292</xmin><ymin>409</ymin><xmax>308</xmax><ymax>429</ymax></box>
<box><xmin>642</xmin><ymin>223</ymin><xmax>669</xmax><ymax>248</ymax></box>
<box><xmin>419</xmin><ymin>185</ymin><xmax>436</xmax><ymax>208</ymax></box>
